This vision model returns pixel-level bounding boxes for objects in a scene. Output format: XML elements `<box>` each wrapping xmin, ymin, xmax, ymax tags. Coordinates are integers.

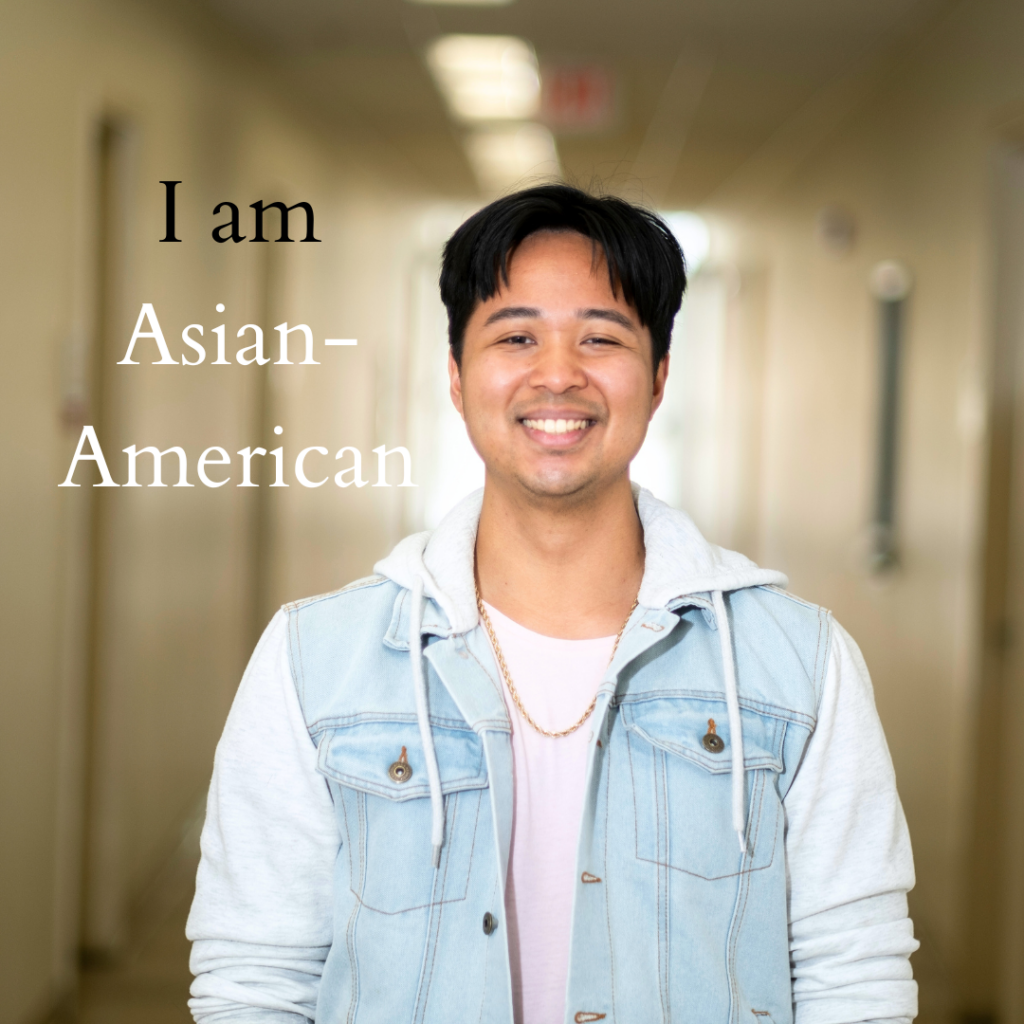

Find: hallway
<box><xmin>5</xmin><ymin>0</ymin><xmax>1024</xmax><ymax>1021</ymax></box>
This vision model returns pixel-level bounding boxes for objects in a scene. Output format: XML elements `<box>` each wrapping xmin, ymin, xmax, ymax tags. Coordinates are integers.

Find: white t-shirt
<box><xmin>481</xmin><ymin>602</ymin><xmax>617</xmax><ymax>1024</ymax></box>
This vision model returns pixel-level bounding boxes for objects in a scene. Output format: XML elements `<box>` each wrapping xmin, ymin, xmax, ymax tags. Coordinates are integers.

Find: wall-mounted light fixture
<box><xmin>868</xmin><ymin>259</ymin><xmax>913</xmax><ymax>570</ymax></box>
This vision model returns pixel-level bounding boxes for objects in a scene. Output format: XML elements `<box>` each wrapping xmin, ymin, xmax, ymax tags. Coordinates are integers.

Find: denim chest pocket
<box><xmin>620</xmin><ymin>699</ymin><xmax>786</xmax><ymax>880</ymax></box>
<box><xmin>316</xmin><ymin>719</ymin><xmax>488</xmax><ymax>914</ymax></box>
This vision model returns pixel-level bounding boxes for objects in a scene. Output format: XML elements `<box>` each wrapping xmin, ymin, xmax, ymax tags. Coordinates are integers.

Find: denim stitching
<box><xmin>602</xmin><ymin>740</ymin><xmax>618</xmax><ymax>1021</ymax></box>
<box><xmin>349</xmin><ymin>883</ymin><xmax>470</xmax><ymax>915</ymax></box>
<box><xmin>815</xmin><ymin>612</ymin><xmax>834</xmax><ymax>711</ymax></box>
<box><xmin>654</xmin><ymin>746</ymin><xmax>663</xmax><ymax>1021</ymax></box>
<box><xmin>467</xmin><ymin>642</ymin><xmax>512</xmax><ymax>710</ymax></box>
<box><xmin>759</xmin><ymin>584</ymin><xmax>822</xmax><ymax>612</ymax></box>
<box><xmin>344</xmin><ymin>882</ymin><xmax>360</xmax><ymax>1024</ymax></box>
<box><xmin>658</xmin><ymin>748</ymin><xmax>671</xmax><ymax>1023</ymax></box>
<box><xmin>727</xmin><ymin>872</ymin><xmax>749</xmax><ymax>1024</ymax></box>
<box><xmin>356</xmin><ymin>791</ymin><xmax>367</xmax><ymax>904</ymax></box>
<box><xmin>344</xmin><ymin>791</ymin><xmax>367</xmax><ymax>1024</ymax></box>
<box><xmin>725</xmin><ymin>775</ymin><xmax>759</xmax><ymax>1024</ymax></box>
<box><xmin>347</xmin><ymin>789</ymin><xmax>480</xmax><ymax>915</ymax></box>
<box><xmin>731</xmin><ymin>770</ymin><xmax>769</xmax><ymax>1023</ymax></box>
<box><xmin>811</xmin><ymin>611</ymin><xmax>823</xmax><ymax>709</ymax></box>
<box><xmin>414</xmin><ymin>794</ymin><xmax>457</xmax><ymax>1020</ymax></box>
<box><xmin>465</xmin><ymin>786</ymin><xmax>482</xmax><ymax>881</ymax></box>
<box><xmin>755</xmin><ymin>754</ymin><xmax>782</xmax><ymax>871</ymax></box>
<box><xmin>285</xmin><ymin>610</ymin><xmax>304</xmax><ymax>710</ymax></box>
<box><xmin>615</xmin><ymin>690</ymin><xmax>814</xmax><ymax>729</ymax></box>
<box><xmin>337</xmin><ymin>782</ymin><xmax>354</xmax><ymax>883</ymax></box>
<box><xmin>318</xmin><ymin>768</ymin><xmax>488</xmax><ymax>802</ymax></box>
<box><xmin>296</xmin><ymin>614</ymin><xmax>309</xmax><ymax>709</ymax></box>
<box><xmin>625</xmin><ymin>728</ymin><xmax>641</xmax><ymax>861</ymax></box>
<box><xmin>623</xmin><ymin>718</ymin><xmax>784</xmax><ymax>774</ymax></box>
<box><xmin>287</xmin><ymin>574</ymin><xmax>388</xmax><ymax>612</ymax></box>
<box><xmin>627</xmin><ymin>722</ymin><xmax>778</xmax><ymax>879</ymax></box>
<box><xmin>309</xmin><ymin>711</ymin><xmax>481</xmax><ymax>733</ymax></box>
<box><xmin>415</xmin><ymin>793</ymin><xmax>457</xmax><ymax>1022</ymax></box>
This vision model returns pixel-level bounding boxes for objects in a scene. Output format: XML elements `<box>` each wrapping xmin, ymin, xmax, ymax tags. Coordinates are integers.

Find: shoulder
<box><xmin>284</xmin><ymin>574</ymin><xmax>399</xmax><ymax>634</ymax></box>
<box><xmin>279</xmin><ymin>574</ymin><xmax>406</xmax><ymax>724</ymax></box>
<box><xmin>286</xmin><ymin>573</ymin><xmax>394</xmax><ymax>611</ymax></box>
<box><xmin>727</xmin><ymin>584</ymin><xmax>835</xmax><ymax>714</ymax></box>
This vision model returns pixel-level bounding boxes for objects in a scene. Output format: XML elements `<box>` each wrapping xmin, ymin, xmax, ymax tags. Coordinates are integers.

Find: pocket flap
<box><xmin>316</xmin><ymin>718</ymin><xmax>488</xmax><ymax>801</ymax></box>
<box><xmin>620</xmin><ymin>698</ymin><xmax>785</xmax><ymax>774</ymax></box>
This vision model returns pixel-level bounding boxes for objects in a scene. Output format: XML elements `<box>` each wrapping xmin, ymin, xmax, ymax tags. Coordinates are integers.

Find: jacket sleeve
<box><xmin>187</xmin><ymin>609</ymin><xmax>340</xmax><ymax>1023</ymax></box>
<box><xmin>783</xmin><ymin>617</ymin><xmax>919</xmax><ymax>1024</ymax></box>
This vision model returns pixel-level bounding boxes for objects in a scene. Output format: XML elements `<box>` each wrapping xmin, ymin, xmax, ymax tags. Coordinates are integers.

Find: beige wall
<box><xmin>0</xmin><ymin>1</ymin><xmax>430</xmax><ymax>1019</ymax></box>
<box><xmin>703</xmin><ymin>1</ymin><xmax>1024</xmax><ymax>1018</ymax></box>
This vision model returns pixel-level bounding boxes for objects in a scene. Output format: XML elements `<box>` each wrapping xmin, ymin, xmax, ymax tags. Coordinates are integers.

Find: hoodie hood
<box><xmin>374</xmin><ymin>484</ymin><xmax>787</xmax><ymax>632</ymax></box>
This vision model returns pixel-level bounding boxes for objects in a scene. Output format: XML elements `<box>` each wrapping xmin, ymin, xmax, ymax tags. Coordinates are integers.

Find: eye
<box><xmin>583</xmin><ymin>334</ymin><xmax>621</xmax><ymax>347</ymax></box>
<box><xmin>500</xmin><ymin>333</ymin><xmax>534</xmax><ymax>346</ymax></box>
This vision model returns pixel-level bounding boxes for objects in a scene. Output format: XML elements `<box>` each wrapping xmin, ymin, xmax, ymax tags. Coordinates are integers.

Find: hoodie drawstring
<box><xmin>712</xmin><ymin>589</ymin><xmax>747</xmax><ymax>855</ymax></box>
<box><xmin>410</xmin><ymin>577</ymin><xmax>744</xmax><ymax>863</ymax></box>
<box><xmin>410</xmin><ymin>575</ymin><xmax>445</xmax><ymax>868</ymax></box>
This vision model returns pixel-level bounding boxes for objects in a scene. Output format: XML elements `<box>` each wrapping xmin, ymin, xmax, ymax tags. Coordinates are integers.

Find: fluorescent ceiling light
<box><xmin>662</xmin><ymin>211</ymin><xmax>710</xmax><ymax>274</ymax></box>
<box><xmin>427</xmin><ymin>35</ymin><xmax>540</xmax><ymax>122</ymax></box>
<box><xmin>464</xmin><ymin>123</ymin><xmax>560</xmax><ymax>193</ymax></box>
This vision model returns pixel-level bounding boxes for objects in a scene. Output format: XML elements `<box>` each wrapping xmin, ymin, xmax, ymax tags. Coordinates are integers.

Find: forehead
<box><xmin>502</xmin><ymin>229</ymin><xmax>612</xmax><ymax>288</ymax></box>
<box><xmin>476</xmin><ymin>230</ymin><xmax>640</xmax><ymax>326</ymax></box>
<box><xmin>467</xmin><ymin>230</ymin><xmax>648</xmax><ymax>339</ymax></box>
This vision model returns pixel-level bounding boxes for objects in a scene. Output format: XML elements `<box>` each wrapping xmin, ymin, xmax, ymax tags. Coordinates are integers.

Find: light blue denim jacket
<box><xmin>188</xmin><ymin>488</ymin><xmax>918</xmax><ymax>1024</ymax></box>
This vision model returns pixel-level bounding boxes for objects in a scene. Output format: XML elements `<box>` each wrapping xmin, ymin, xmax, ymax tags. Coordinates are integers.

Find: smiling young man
<box><xmin>188</xmin><ymin>185</ymin><xmax>919</xmax><ymax>1024</ymax></box>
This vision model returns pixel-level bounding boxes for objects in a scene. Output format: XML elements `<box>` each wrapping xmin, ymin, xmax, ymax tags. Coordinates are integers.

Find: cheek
<box><xmin>463</xmin><ymin>357</ymin><xmax>522</xmax><ymax>415</ymax></box>
<box><xmin>597</xmin><ymin>368</ymin><xmax>653</xmax><ymax>433</ymax></box>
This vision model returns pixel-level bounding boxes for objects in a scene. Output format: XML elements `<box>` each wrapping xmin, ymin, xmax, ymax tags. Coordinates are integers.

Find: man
<box><xmin>188</xmin><ymin>185</ymin><xmax>918</xmax><ymax>1024</ymax></box>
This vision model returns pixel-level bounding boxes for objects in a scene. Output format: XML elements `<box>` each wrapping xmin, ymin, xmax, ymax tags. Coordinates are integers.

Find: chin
<box><xmin>513</xmin><ymin>467</ymin><xmax>603</xmax><ymax>502</ymax></box>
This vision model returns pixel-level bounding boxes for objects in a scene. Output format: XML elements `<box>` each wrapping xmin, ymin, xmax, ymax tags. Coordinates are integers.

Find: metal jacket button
<box><xmin>702</xmin><ymin>718</ymin><xmax>725</xmax><ymax>753</ymax></box>
<box><xmin>388</xmin><ymin>746</ymin><xmax>413</xmax><ymax>783</ymax></box>
<box><xmin>482</xmin><ymin>911</ymin><xmax>498</xmax><ymax>935</ymax></box>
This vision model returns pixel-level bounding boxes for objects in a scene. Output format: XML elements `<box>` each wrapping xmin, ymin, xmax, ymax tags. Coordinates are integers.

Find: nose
<box><xmin>526</xmin><ymin>338</ymin><xmax>588</xmax><ymax>395</ymax></box>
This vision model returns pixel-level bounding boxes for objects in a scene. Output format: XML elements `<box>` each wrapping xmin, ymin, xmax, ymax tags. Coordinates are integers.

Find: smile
<box><xmin>521</xmin><ymin>418</ymin><xmax>591</xmax><ymax>435</ymax></box>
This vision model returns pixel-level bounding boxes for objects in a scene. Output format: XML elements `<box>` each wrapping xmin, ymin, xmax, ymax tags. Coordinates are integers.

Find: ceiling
<box><xmin>203</xmin><ymin>0</ymin><xmax>956</xmax><ymax>205</ymax></box>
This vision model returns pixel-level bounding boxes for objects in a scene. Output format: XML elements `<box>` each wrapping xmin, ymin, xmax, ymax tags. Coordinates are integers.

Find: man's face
<box><xmin>450</xmin><ymin>229</ymin><xmax>668</xmax><ymax>504</ymax></box>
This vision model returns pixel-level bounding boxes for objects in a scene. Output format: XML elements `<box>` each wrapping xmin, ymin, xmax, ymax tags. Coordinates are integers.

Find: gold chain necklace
<box><xmin>475</xmin><ymin>586</ymin><xmax>638</xmax><ymax>739</ymax></box>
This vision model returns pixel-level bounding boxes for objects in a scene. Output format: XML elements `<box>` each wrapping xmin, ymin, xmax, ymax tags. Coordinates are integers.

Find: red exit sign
<box><xmin>541</xmin><ymin>64</ymin><xmax>615</xmax><ymax>132</ymax></box>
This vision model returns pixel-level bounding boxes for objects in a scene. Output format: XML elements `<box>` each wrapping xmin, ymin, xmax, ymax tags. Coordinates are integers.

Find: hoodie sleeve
<box><xmin>187</xmin><ymin>609</ymin><xmax>340</xmax><ymax>1024</ymax></box>
<box><xmin>784</xmin><ymin>617</ymin><xmax>919</xmax><ymax>1024</ymax></box>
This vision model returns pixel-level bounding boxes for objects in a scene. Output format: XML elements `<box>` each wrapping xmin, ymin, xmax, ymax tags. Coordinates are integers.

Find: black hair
<box><xmin>439</xmin><ymin>183</ymin><xmax>687</xmax><ymax>368</ymax></box>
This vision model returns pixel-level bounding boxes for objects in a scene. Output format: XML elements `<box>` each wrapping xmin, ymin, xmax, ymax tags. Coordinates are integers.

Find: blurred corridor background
<box><xmin>3</xmin><ymin>0</ymin><xmax>1024</xmax><ymax>1021</ymax></box>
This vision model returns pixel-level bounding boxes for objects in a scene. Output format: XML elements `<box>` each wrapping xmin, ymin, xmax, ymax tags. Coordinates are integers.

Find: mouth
<box><xmin>519</xmin><ymin>416</ymin><xmax>595</xmax><ymax>446</ymax></box>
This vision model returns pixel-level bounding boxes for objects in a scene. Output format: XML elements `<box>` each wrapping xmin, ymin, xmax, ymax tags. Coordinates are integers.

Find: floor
<box><xmin>60</xmin><ymin>895</ymin><xmax>194</xmax><ymax>1024</ymax></box>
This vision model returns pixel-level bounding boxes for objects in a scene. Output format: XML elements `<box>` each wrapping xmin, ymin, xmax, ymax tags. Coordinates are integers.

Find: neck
<box><xmin>474</xmin><ymin>473</ymin><xmax>645</xmax><ymax>639</ymax></box>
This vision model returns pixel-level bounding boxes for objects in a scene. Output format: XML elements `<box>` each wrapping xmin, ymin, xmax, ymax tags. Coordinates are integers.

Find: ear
<box><xmin>449</xmin><ymin>349</ymin><xmax>466</xmax><ymax>420</ymax></box>
<box><xmin>650</xmin><ymin>353</ymin><xmax>670</xmax><ymax>418</ymax></box>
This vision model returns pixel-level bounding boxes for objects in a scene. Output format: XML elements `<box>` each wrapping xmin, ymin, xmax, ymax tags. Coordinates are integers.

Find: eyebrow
<box><xmin>576</xmin><ymin>307</ymin><xmax>638</xmax><ymax>333</ymax></box>
<box><xmin>482</xmin><ymin>306</ymin><xmax>541</xmax><ymax>326</ymax></box>
<box><xmin>482</xmin><ymin>305</ymin><xmax>638</xmax><ymax>333</ymax></box>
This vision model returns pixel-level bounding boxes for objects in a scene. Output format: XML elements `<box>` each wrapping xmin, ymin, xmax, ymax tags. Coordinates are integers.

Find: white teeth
<box><xmin>523</xmin><ymin>418</ymin><xmax>589</xmax><ymax>433</ymax></box>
